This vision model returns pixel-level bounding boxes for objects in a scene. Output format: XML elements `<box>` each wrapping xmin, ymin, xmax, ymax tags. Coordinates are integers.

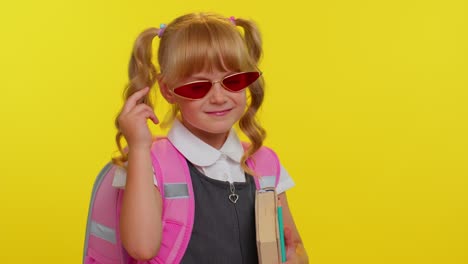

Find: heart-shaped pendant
<box><xmin>229</xmin><ymin>193</ymin><xmax>239</xmax><ymax>203</ymax></box>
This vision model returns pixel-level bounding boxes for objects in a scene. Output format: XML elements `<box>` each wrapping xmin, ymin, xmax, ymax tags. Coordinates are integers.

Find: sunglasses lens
<box><xmin>173</xmin><ymin>81</ymin><xmax>212</xmax><ymax>99</ymax></box>
<box><xmin>223</xmin><ymin>72</ymin><xmax>260</xmax><ymax>91</ymax></box>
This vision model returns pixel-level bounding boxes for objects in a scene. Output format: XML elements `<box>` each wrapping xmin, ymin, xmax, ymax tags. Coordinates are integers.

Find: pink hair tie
<box><xmin>229</xmin><ymin>16</ymin><xmax>236</xmax><ymax>25</ymax></box>
<box><xmin>158</xmin><ymin>23</ymin><xmax>166</xmax><ymax>38</ymax></box>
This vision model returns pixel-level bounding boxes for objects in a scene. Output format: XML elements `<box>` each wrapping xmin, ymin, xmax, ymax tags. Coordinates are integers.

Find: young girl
<box><xmin>114</xmin><ymin>12</ymin><xmax>308</xmax><ymax>263</ymax></box>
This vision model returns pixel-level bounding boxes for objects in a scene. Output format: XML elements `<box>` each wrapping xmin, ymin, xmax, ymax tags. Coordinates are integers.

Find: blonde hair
<box><xmin>113</xmin><ymin>12</ymin><xmax>266</xmax><ymax>176</ymax></box>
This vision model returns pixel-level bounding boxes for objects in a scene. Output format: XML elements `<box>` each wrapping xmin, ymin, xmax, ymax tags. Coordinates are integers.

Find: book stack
<box><xmin>255</xmin><ymin>187</ymin><xmax>285</xmax><ymax>264</ymax></box>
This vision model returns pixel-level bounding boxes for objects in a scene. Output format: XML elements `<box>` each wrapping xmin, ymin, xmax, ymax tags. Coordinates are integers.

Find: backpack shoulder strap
<box><xmin>242</xmin><ymin>142</ymin><xmax>281</xmax><ymax>190</ymax></box>
<box><xmin>150</xmin><ymin>138</ymin><xmax>195</xmax><ymax>264</ymax></box>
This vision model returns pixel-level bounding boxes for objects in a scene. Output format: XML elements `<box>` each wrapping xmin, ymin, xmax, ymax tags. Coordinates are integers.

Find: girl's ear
<box><xmin>159</xmin><ymin>80</ymin><xmax>176</xmax><ymax>104</ymax></box>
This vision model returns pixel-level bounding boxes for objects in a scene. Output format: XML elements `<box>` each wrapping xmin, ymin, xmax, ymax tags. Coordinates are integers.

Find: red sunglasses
<box><xmin>172</xmin><ymin>71</ymin><xmax>261</xmax><ymax>100</ymax></box>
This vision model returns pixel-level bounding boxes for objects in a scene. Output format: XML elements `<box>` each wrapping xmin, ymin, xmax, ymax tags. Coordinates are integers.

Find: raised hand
<box><xmin>117</xmin><ymin>87</ymin><xmax>159</xmax><ymax>150</ymax></box>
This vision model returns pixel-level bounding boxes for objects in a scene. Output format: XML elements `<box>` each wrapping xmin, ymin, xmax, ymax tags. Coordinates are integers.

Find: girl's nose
<box><xmin>209</xmin><ymin>82</ymin><xmax>228</xmax><ymax>104</ymax></box>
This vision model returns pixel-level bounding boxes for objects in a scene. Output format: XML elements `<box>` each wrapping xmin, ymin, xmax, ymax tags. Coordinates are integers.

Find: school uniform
<box><xmin>157</xmin><ymin>120</ymin><xmax>295</xmax><ymax>264</ymax></box>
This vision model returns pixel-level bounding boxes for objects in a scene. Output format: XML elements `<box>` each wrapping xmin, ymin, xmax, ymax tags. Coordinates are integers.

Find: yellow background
<box><xmin>1</xmin><ymin>0</ymin><xmax>467</xmax><ymax>263</ymax></box>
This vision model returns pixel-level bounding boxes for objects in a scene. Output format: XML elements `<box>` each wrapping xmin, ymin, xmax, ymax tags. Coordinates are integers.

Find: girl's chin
<box><xmin>182</xmin><ymin>119</ymin><xmax>231</xmax><ymax>135</ymax></box>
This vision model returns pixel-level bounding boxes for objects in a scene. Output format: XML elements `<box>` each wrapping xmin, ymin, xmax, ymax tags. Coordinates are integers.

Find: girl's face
<box><xmin>166</xmin><ymin>70</ymin><xmax>247</xmax><ymax>148</ymax></box>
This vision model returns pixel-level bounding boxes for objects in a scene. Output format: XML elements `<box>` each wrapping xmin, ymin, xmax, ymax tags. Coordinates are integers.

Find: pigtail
<box><xmin>112</xmin><ymin>27</ymin><xmax>161</xmax><ymax>166</ymax></box>
<box><xmin>238</xmin><ymin>79</ymin><xmax>266</xmax><ymax>177</ymax></box>
<box><xmin>234</xmin><ymin>18</ymin><xmax>267</xmax><ymax>176</ymax></box>
<box><xmin>233</xmin><ymin>18</ymin><xmax>262</xmax><ymax>64</ymax></box>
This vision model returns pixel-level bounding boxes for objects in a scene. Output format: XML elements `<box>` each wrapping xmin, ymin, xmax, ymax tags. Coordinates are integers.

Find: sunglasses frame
<box><xmin>171</xmin><ymin>71</ymin><xmax>262</xmax><ymax>100</ymax></box>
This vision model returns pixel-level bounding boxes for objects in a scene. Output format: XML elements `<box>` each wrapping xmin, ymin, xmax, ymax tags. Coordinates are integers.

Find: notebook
<box><xmin>255</xmin><ymin>187</ymin><xmax>282</xmax><ymax>264</ymax></box>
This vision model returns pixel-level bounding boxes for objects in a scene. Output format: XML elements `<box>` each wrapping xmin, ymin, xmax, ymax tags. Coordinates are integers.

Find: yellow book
<box><xmin>255</xmin><ymin>188</ymin><xmax>281</xmax><ymax>264</ymax></box>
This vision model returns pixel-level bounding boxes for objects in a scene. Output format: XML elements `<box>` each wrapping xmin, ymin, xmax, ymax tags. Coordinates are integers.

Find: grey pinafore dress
<box><xmin>180</xmin><ymin>162</ymin><xmax>259</xmax><ymax>264</ymax></box>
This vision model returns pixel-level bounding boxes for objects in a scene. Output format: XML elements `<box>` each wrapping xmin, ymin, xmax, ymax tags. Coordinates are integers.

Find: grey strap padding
<box><xmin>90</xmin><ymin>221</ymin><xmax>117</xmax><ymax>244</ymax></box>
<box><xmin>164</xmin><ymin>183</ymin><xmax>189</xmax><ymax>199</ymax></box>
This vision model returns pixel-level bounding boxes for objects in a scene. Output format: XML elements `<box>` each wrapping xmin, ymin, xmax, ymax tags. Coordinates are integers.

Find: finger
<box><xmin>127</xmin><ymin>103</ymin><xmax>154</xmax><ymax>115</ymax></box>
<box><xmin>149</xmin><ymin>112</ymin><xmax>159</xmax><ymax>124</ymax></box>
<box><xmin>121</xmin><ymin>87</ymin><xmax>150</xmax><ymax>114</ymax></box>
<box><xmin>140</xmin><ymin>109</ymin><xmax>159</xmax><ymax>125</ymax></box>
<box><xmin>119</xmin><ymin>105</ymin><xmax>149</xmax><ymax>124</ymax></box>
<box><xmin>123</xmin><ymin>104</ymin><xmax>154</xmax><ymax>121</ymax></box>
<box><xmin>130</xmin><ymin>107</ymin><xmax>159</xmax><ymax>125</ymax></box>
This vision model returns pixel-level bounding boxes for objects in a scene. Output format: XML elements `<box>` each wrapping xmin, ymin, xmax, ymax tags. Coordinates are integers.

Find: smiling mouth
<box><xmin>206</xmin><ymin>109</ymin><xmax>232</xmax><ymax>116</ymax></box>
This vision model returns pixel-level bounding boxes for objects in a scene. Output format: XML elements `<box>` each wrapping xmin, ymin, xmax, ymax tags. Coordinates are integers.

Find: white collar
<box><xmin>167</xmin><ymin>119</ymin><xmax>244</xmax><ymax>167</ymax></box>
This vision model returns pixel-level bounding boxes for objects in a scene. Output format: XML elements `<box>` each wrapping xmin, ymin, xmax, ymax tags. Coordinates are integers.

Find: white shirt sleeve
<box><xmin>153</xmin><ymin>167</ymin><xmax>159</xmax><ymax>186</ymax></box>
<box><xmin>111</xmin><ymin>166</ymin><xmax>127</xmax><ymax>189</ymax></box>
<box><xmin>276</xmin><ymin>164</ymin><xmax>295</xmax><ymax>194</ymax></box>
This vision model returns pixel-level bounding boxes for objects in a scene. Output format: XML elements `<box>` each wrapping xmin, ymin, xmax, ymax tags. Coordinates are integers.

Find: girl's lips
<box><xmin>206</xmin><ymin>109</ymin><xmax>232</xmax><ymax>116</ymax></box>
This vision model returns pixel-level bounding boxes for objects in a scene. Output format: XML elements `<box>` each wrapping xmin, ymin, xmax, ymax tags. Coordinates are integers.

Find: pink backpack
<box><xmin>83</xmin><ymin>138</ymin><xmax>280</xmax><ymax>264</ymax></box>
